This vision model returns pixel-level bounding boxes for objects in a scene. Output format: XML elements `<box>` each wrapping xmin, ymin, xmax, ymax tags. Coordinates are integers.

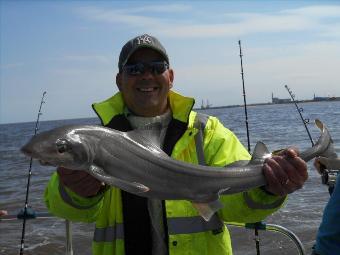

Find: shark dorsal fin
<box><xmin>249</xmin><ymin>142</ymin><xmax>270</xmax><ymax>164</ymax></box>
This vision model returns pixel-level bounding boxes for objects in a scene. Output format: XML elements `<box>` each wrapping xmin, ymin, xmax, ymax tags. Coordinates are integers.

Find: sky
<box><xmin>1</xmin><ymin>0</ymin><xmax>340</xmax><ymax>124</ymax></box>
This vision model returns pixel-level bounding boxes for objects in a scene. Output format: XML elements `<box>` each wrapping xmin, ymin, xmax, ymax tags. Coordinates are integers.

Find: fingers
<box><xmin>57</xmin><ymin>167</ymin><xmax>103</xmax><ymax>197</ymax></box>
<box><xmin>57</xmin><ymin>167</ymin><xmax>88</xmax><ymax>187</ymax></box>
<box><xmin>71</xmin><ymin>174</ymin><xmax>104</xmax><ymax>197</ymax></box>
<box><xmin>263</xmin><ymin>149</ymin><xmax>308</xmax><ymax>196</ymax></box>
<box><xmin>276</xmin><ymin>147</ymin><xmax>298</xmax><ymax>157</ymax></box>
<box><xmin>0</xmin><ymin>210</ymin><xmax>8</xmax><ymax>217</ymax></box>
<box><xmin>263</xmin><ymin>162</ymin><xmax>287</xmax><ymax>196</ymax></box>
<box><xmin>282</xmin><ymin>147</ymin><xmax>298</xmax><ymax>156</ymax></box>
<box><xmin>263</xmin><ymin>158</ymin><xmax>298</xmax><ymax>196</ymax></box>
<box><xmin>314</xmin><ymin>157</ymin><xmax>326</xmax><ymax>175</ymax></box>
<box><xmin>276</xmin><ymin>148</ymin><xmax>308</xmax><ymax>182</ymax></box>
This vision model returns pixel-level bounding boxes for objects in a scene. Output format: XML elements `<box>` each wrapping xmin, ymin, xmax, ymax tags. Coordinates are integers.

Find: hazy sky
<box><xmin>1</xmin><ymin>1</ymin><xmax>340</xmax><ymax>124</ymax></box>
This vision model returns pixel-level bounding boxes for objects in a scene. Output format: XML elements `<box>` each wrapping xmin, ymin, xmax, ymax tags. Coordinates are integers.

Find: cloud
<box><xmin>159</xmin><ymin>5</ymin><xmax>340</xmax><ymax>38</ymax></box>
<box><xmin>281</xmin><ymin>5</ymin><xmax>340</xmax><ymax>17</ymax></box>
<box><xmin>173</xmin><ymin>40</ymin><xmax>340</xmax><ymax>105</ymax></box>
<box><xmin>75</xmin><ymin>4</ymin><xmax>191</xmax><ymax>27</ymax></box>
<box><xmin>318</xmin><ymin>22</ymin><xmax>340</xmax><ymax>38</ymax></box>
<box><xmin>0</xmin><ymin>63</ymin><xmax>24</xmax><ymax>69</ymax></box>
<box><xmin>62</xmin><ymin>54</ymin><xmax>111</xmax><ymax>63</ymax></box>
<box><xmin>157</xmin><ymin>14</ymin><xmax>313</xmax><ymax>38</ymax></box>
<box><xmin>113</xmin><ymin>3</ymin><xmax>192</xmax><ymax>13</ymax></box>
<box><xmin>76</xmin><ymin>7</ymin><xmax>158</xmax><ymax>27</ymax></box>
<box><xmin>75</xmin><ymin>4</ymin><xmax>340</xmax><ymax>39</ymax></box>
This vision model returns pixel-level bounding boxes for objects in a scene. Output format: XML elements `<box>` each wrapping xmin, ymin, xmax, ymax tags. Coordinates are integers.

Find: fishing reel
<box><xmin>321</xmin><ymin>169</ymin><xmax>339</xmax><ymax>194</ymax></box>
<box><xmin>317</xmin><ymin>158</ymin><xmax>340</xmax><ymax>194</ymax></box>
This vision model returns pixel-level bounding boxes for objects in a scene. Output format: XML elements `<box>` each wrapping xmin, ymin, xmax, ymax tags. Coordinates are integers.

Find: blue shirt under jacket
<box><xmin>315</xmin><ymin>174</ymin><xmax>340</xmax><ymax>255</ymax></box>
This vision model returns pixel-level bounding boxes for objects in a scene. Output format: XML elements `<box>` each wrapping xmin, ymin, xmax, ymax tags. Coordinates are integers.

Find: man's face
<box><xmin>116</xmin><ymin>48</ymin><xmax>174</xmax><ymax>117</ymax></box>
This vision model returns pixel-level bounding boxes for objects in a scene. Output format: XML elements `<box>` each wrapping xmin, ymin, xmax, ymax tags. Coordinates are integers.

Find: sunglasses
<box><xmin>123</xmin><ymin>61</ymin><xmax>169</xmax><ymax>76</ymax></box>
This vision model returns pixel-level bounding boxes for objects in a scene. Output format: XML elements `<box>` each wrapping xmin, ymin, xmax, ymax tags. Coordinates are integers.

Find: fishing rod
<box><xmin>284</xmin><ymin>85</ymin><xmax>314</xmax><ymax>146</ymax></box>
<box><xmin>19</xmin><ymin>91</ymin><xmax>46</xmax><ymax>255</ymax></box>
<box><xmin>285</xmin><ymin>85</ymin><xmax>339</xmax><ymax>194</ymax></box>
<box><xmin>238</xmin><ymin>40</ymin><xmax>262</xmax><ymax>255</ymax></box>
<box><xmin>238</xmin><ymin>40</ymin><xmax>251</xmax><ymax>153</ymax></box>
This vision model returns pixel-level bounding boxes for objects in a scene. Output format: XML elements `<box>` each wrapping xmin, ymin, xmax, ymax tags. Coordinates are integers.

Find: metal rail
<box><xmin>227</xmin><ymin>221</ymin><xmax>305</xmax><ymax>255</ymax></box>
<box><xmin>1</xmin><ymin>212</ymin><xmax>73</xmax><ymax>255</ymax></box>
<box><xmin>1</xmin><ymin>212</ymin><xmax>54</xmax><ymax>221</ymax></box>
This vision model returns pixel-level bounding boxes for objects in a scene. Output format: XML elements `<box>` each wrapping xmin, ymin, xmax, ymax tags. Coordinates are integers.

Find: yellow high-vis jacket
<box><xmin>44</xmin><ymin>90</ymin><xmax>286</xmax><ymax>255</ymax></box>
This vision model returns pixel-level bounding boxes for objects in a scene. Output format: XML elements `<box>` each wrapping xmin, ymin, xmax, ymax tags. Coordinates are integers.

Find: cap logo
<box><xmin>136</xmin><ymin>35</ymin><xmax>153</xmax><ymax>45</ymax></box>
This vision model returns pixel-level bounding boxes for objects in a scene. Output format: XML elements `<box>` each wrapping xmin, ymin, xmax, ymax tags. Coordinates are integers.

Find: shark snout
<box><xmin>21</xmin><ymin>143</ymin><xmax>34</xmax><ymax>157</ymax></box>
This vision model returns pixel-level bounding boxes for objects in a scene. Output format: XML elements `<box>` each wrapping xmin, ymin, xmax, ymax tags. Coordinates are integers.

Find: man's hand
<box><xmin>262</xmin><ymin>148</ymin><xmax>308</xmax><ymax>196</ymax></box>
<box><xmin>57</xmin><ymin>167</ymin><xmax>105</xmax><ymax>197</ymax></box>
<box><xmin>314</xmin><ymin>157</ymin><xmax>325</xmax><ymax>175</ymax></box>
<box><xmin>0</xmin><ymin>210</ymin><xmax>8</xmax><ymax>217</ymax></box>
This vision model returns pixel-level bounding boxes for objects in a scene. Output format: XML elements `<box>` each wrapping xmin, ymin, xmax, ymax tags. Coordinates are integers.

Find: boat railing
<box><xmin>226</xmin><ymin>221</ymin><xmax>305</xmax><ymax>255</ymax></box>
<box><xmin>1</xmin><ymin>211</ymin><xmax>305</xmax><ymax>255</ymax></box>
<box><xmin>1</xmin><ymin>212</ymin><xmax>73</xmax><ymax>255</ymax></box>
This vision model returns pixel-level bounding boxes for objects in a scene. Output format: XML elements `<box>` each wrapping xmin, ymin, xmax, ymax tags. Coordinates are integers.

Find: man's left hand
<box><xmin>262</xmin><ymin>148</ymin><xmax>308</xmax><ymax>196</ymax></box>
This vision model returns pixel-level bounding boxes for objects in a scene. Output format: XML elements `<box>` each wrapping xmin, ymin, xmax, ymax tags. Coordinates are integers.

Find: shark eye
<box><xmin>56</xmin><ymin>139</ymin><xmax>70</xmax><ymax>153</ymax></box>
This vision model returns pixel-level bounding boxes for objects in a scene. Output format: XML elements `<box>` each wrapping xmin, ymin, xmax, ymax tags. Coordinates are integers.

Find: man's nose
<box><xmin>140</xmin><ymin>67</ymin><xmax>154</xmax><ymax>79</ymax></box>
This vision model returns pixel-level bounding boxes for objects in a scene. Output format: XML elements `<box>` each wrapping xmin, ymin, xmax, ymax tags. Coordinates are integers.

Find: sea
<box><xmin>1</xmin><ymin>101</ymin><xmax>339</xmax><ymax>255</ymax></box>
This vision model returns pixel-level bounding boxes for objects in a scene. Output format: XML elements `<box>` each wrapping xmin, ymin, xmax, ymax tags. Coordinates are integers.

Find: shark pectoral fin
<box><xmin>130</xmin><ymin>182</ymin><xmax>150</xmax><ymax>193</ymax></box>
<box><xmin>192</xmin><ymin>199</ymin><xmax>223</xmax><ymax>221</ymax></box>
<box><xmin>218</xmin><ymin>187</ymin><xmax>231</xmax><ymax>195</ymax></box>
<box><xmin>88</xmin><ymin>165</ymin><xmax>150</xmax><ymax>194</ymax></box>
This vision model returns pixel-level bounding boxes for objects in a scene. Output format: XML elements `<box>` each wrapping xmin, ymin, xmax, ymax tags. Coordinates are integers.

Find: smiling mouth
<box><xmin>137</xmin><ymin>87</ymin><xmax>158</xmax><ymax>92</ymax></box>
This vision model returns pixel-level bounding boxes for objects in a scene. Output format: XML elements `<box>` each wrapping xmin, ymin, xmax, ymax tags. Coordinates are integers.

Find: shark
<box><xmin>21</xmin><ymin>119</ymin><xmax>335</xmax><ymax>220</ymax></box>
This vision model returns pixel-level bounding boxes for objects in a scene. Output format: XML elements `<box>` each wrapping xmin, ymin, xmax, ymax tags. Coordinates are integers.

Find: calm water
<box><xmin>0</xmin><ymin>101</ymin><xmax>339</xmax><ymax>255</ymax></box>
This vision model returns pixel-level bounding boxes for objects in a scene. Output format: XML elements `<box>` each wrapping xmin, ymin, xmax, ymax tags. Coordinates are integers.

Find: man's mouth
<box><xmin>137</xmin><ymin>87</ymin><xmax>158</xmax><ymax>92</ymax></box>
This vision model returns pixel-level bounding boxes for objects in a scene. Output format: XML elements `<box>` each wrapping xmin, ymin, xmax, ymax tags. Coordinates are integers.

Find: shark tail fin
<box><xmin>315</xmin><ymin>119</ymin><xmax>337</xmax><ymax>158</ymax></box>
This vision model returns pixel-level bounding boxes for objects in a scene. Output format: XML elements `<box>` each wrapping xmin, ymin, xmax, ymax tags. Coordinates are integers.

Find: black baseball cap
<box><xmin>118</xmin><ymin>34</ymin><xmax>169</xmax><ymax>71</ymax></box>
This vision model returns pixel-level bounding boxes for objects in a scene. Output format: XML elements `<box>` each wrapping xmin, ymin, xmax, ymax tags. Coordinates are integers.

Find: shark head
<box><xmin>21</xmin><ymin>125</ymin><xmax>96</xmax><ymax>170</ymax></box>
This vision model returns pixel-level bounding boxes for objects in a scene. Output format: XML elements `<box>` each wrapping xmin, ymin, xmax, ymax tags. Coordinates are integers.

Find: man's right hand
<box><xmin>57</xmin><ymin>167</ymin><xmax>106</xmax><ymax>197</ymax></box>
<box><xmin>0</xmin><ymin>210</ymin><xmax>8</xmax><ymax>217</ymax></box>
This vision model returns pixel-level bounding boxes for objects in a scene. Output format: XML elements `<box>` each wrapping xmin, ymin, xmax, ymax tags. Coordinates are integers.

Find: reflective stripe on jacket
<box><xmin>44</xmin><ymin>90</ymin><xmax>286</xmax><ymax>255</ymax></box>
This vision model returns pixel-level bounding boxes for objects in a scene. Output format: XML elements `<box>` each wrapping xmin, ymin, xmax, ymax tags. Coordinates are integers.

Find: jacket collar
<box><xmin>92</xmin><ymin>90</ymin><xmax>195</xmax><ymax>126</ymax></box>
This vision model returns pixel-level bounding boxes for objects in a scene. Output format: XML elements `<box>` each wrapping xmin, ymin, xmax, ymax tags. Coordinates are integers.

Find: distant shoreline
<box><xmin>195</xmin><ymin>98</ymin><xmax>340</xmax><ymax>111</ymax></box>
<box><xmin>2</xmin><ymin>99</ymin><xmax>339</xmax><ymax>125</ymax></box>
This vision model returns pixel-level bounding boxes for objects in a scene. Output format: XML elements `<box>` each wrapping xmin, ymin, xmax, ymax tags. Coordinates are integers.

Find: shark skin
<box><xmin>318</xmin><ymin>158</ymin><xmax>340</xmax><ymax>170</ymax></box>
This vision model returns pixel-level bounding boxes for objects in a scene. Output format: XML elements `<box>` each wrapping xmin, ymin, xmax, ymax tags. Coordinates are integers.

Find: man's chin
<box><xmin>134</xmin><ymin>105</ymin><xmax>167</xmax><ymax>117</ymax></box>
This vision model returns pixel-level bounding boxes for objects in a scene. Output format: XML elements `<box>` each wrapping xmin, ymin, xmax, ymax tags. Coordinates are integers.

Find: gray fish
<box><xmin>21</xmin><ymin>119</ymin><xmax>335</xmax><ymax>220</ymax></box>
<box><xmin>311</xmin><ymin>120</ymin><xmax>340</xmax><ymax>172</ymax></box>
<box><xmin>318</xmin><ymin>157</ymin><xmax>340</xmax><ymax>170</ymax></box>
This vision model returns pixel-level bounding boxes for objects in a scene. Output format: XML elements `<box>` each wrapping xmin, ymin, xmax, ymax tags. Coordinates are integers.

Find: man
<box><xmin>44</xmin><ymin>34</ymin><xmax>307</xmax><ymax>255</ymax></box>
<box><xmin>312</xmin><ymin>159</ymin><xmax>340</xmax><ymax>255</ymax></box>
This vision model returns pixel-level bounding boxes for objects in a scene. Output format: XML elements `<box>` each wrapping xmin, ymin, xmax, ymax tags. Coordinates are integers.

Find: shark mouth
<box><xmin>38</xmin><ymin>160</ymin><xmax>56</xmax><ymax>167</ymax></box>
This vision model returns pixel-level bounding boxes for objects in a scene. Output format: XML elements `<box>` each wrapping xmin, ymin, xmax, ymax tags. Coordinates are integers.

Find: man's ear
<box><xmin>168</xmin><ymin>68</ymin><xmax>174</xmax><ymax>89</ymax></box>
<box><xmin>116</xmin><ymin>73</ymin><xmax>122</xmax><ymax>91</ymax></box>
